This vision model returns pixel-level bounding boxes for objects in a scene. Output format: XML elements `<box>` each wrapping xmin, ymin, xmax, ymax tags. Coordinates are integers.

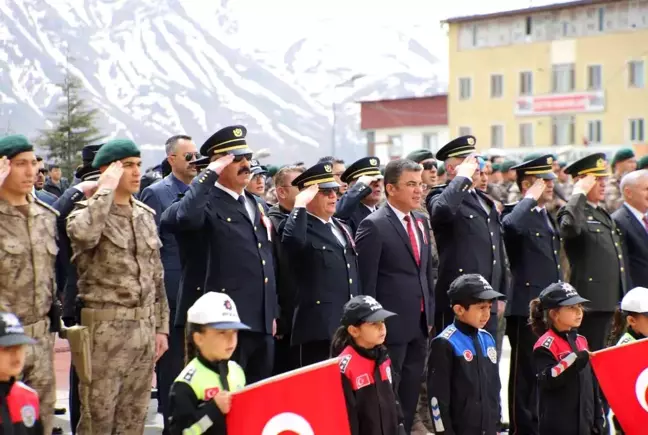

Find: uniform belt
<box><xmin>23</xmin><ymin>319</ymin><xmax>49</xmax><ymax>338</ymax></box>
<box><xmin>81</xmin><ymin>305</ymin><xmax>154</xmax><ymax>323</ymax></box>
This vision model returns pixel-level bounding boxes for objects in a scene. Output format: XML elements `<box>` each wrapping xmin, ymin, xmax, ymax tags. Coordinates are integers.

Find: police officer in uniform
<box><xmin>334</xmin><ymin>157</ymin><xmax>383</xmax><ymax>235</ymax></box>
<box><xmin>501</xmin><ymin>155</ymin><xmax>562</xmax><ymax>435</ymax></box>
<box><xmin>558</xmin><ymin>153</ymin><xmax>628</xmax><ymax>351</ymax></box>
<box><xmin>282</xmin><ymin>162</ymin><xmax>360</xmax><ymax>366</ymax></box>
<box><xmin>167</xmin><ymin>126</ymin><xmax>277</xmax><ymax>382</ymax></box>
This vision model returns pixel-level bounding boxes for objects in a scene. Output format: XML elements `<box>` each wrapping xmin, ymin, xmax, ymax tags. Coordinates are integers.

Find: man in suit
<box><xmin>334</xmin><ymin>157</ymin><xmax>383</xmax><ymax>235</ymax></box>
<box><xmin>501</xmin><ymin>155</ymin><xmax>563</xmax><ymax>435</ymax></box>
<box><xmin>139</xmin><ymin>134</ymin><xmax>198</xmax><ymax>432</ymax></box>
<box><xmin>557</xmin><ymin>153</ymin><xmax>627</xmax><ymax>351</ymax></box>
<box><xmin>267</xmin><ymin>165</ymin><xmax>305</xmax><ymax>374</ymax></box>
<box><xmin>165</xmin><ymin>125</ymin><xmax>277</xmax><ymax>383</ymax></box>
<box><xmin>355</xmin><ymin>158</ymin><xmax>435</xmax><ymax>432</ymax></box>
<box><xmin>612</xmin><ymin>169</ymin><xmax>648</xmax><ymax>288</ymax></box>
<box><xmin>282</xmin><ymin>163</ymin><xmax>360</xmax><ymax>366</ymax></box>
<box><xmin>426</xmin><ymin>136</ymin><xmax>508</xmax><ymax>338</ymax></box>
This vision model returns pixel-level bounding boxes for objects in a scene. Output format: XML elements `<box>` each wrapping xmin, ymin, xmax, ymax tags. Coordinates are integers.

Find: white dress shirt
<box><xmin>387</xmin><ymin>201</ymin><xmax>420</xmax><ymax>253</ymax></box>
<box><xmin>215</xmin><ymin>182</ymin><xmax>256</xmax><ymax>221</ymax></box>
<box><xmin>624</xmin><ymin>202</ymin><xmax>648</xmax><ymax>232</ymax></box>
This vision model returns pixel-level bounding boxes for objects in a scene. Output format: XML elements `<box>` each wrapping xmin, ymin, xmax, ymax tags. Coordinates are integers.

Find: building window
<box><xmin>587</xmin><ymin>65</ymin><xmax>602</xmax><ymax>90</ymax></box>
<box><xmin>552</xmin><ymin>64</ymin><xmax>575</xmax><ymax>93</ymax></box>
<box><xmin>388</xmin><ymin>135</ymin><xmax>403</xmax><ymax>156</ymax></box>
<box><xmin>552</xmin><ymin>116</ymin><xmax>575</xmax><ymax>145</ymax></box>
<box><xmin>366</xmin><ymin>131</ymin><xmax>375</xmax><ymax>146</ymax></box>
<box><xmin>490</xmin><ymin>125</ymin><xmax>504</xmax><ymax>147</ymax></box>
<box><xmin>519</xmin><ymin>123</ymin><xmax>533</xmax><ymax>147</ymax></box>
<box><xmin>519</xmin><ymin>71</ymin><xmax>533</xmax><ymax>96</ymax></box>
<box><xmin>490</xmin><ymin>74</ymin><xmax>503</xmax><ymax>98</ymax></box>
<box><xmin>630</xmin><ymin>118</ymin><xmax>645</xmax><ymax>142</ymax></box>
<box><xmin>459</xmin><ymin>77</ymin><xmax>472</xmax><ymax>100</ymax></box>
<box><xmin>598</xmin><ymin>7</ymin><xmax>605</xmax><ymax>32</ymax></box>
<box><xmin>471</xmin><ymin>24</ymin><xmax>477</xmax><ymax>47</ymax></box>
<box><xmin>525</xmin><ymin>16</ymin><xmax>533</xmax><ymax>35</ymax></box>
<box><xmin>458</xmin><ymin>126</ymin><xmax>472</xmax><ymax>136</ymax></box>
<box><xmin>629</xmin><ymin>61</ymin><xmax>645</xmax><ymax>88</ymax></box>
<box><xmin>587</xmin><ymin>120</ymin><xmax>602</xmax><ymax>143</ymax></box>
<box><xmin>422</xmin><ymin>133</ymin><xmax>439</xmax><ymax>151</ymax></box>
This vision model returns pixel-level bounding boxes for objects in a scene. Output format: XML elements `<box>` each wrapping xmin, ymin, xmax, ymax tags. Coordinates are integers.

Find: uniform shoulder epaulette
<box><xmin>540</xmin><ymin>336</ymin><xmax>554</xmax><ymax>349</ymax></box>
<box><xmin>133</xmin><ymin>199</ymin><xmax>156</xmax><ymax>215</ymax></box>
<box><xmin>618</xmin><ymin>335</ymin><xmax>634</xmax><ymax>345</ymax></box>
<box><xmin>33</xmin><ymin>197</ymin><xmax>60</xmax><ymax>217</ymax></box>
<box><xmin>339</xmin><ymin>353</ymin><xmax>352</xmax><ymax>374</ymax></box>
<box><xmin>439</xmin><ymin>325</ymin><xmax>457</xmax><ymax>340</ymax></box>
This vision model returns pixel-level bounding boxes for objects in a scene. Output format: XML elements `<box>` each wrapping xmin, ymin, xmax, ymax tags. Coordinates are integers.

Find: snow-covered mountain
<box><xmin>0</xmin><ymin>0</ymin><xmax>446</xmax><ymax>167</ymax></box>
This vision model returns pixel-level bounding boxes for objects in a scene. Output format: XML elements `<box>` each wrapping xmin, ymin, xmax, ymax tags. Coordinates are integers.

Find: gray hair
<box><xmin>620</xmin><ymin>169</ymin><xmax>648</xmax><ymax>197</ymax></box>
<box><xmin>384</xmin><ymin>159</ymin><xmax>422</xmax><ymax>196</ymax></box>
<box><xmin>164</xmin><ymin>135</ymin><xmax>192</xmax><ymax>156</ymax></box>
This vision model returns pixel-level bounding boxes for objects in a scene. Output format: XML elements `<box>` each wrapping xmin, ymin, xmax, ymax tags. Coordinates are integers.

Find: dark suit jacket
<box><xmin>44</xmin><ymin>179</ymin><xmax>69</xmax><ymax>197</ymax></box>
<box><xmin>612</xmin><ymin>204</ymin><xmax>648</xmax><ymax>288</ymax></box>
<box><xmin>160</xmin><ymin>198</ymin><xmax>208</xmax><ymax>327</ymax></box>
<box><xmin>165</xmin><ymin>169</ymin><xmax>277</xmax><ymax>334</ymax></box>
<box><xmin>35</xmin><ymin>189</ymin><xmax>57</xmax><ymax>205</ymax></box>
<box><xmin>139</xmin><ymin>174</ymin><xmax>188</xmax><ymax>311</ymax></box>
<box><xmin>558</xmin><ymin>194</ymin><xmax>627</xmax><ymax>311</ymax></box>
<box><xmin>282</xmin><ymin>208</ymin><xmax>360</xmax><ymax>346</ymax></box>
<box><xmin>355</xmin><ymin>204</ymin><xmax>435</xmax><ymax>345</ymax></box>
<box><xmin>502</xmin><ymin>198</ymin><xmax>563</xmax><ymax>317</ymax></box>
<box><xmin>426</xmin><ymin>176</ymin><xmax>509</xmax><ymax>315</ymax></box>
<box><xmin>335</xmin><ymin>181</ymin><xmax>373</xmax><ymax>235</ymax></box>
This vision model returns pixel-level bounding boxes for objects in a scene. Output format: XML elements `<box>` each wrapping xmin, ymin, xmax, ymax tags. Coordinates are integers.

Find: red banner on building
<box><xmin>590</xmin><ymin>338</ymin><xmax>648</xmax><ymax>435</ymax></box>
<box><xmin>515</xmin><ymin>91</ymin><xmax>605</xmax><ymax>116</ymax></box>
<box><xmin>226</xmin><ymin>358</ymin><xmax>351</xmax><ymax>434</ymax></box>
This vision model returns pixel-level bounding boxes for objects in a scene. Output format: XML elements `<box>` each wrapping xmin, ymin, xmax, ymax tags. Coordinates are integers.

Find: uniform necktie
<box><xmin>643</xmin><ymin>215</ymin><xmax>648</xmax><ymax>233</ymax></box>
<box><xmin>403</xmin><ymin>215</ymin><xmax>420</xmax><ymax>266</ymax></box>
<box><xmin>237</xmin><ymin>195</ymin><xmax>246</xmax><ymax>207</ymax></box>
<box><xmin>541</xmin><ymin>208</ymin><xmax>554</xmax><ymax>233</ymax></box>
<box><xmin>328</xmin><ymin>222</ymin><xmax>346</xmax><ymax>247</ymax></box>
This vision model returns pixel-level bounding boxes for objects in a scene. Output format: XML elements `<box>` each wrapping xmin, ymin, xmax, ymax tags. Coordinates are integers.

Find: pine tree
<box><xmin>37</xmin><ymin>70</ymin><xmax>104</xmax><ymax>178</ymax></box>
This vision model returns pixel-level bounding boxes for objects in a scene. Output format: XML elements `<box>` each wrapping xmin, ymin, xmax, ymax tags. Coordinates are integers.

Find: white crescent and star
<box><xmin>635</xmin><ymin>367</ymin><xmax>648</xmax><ymax>412</ymax></box>
<box><xmin>261</xmin><ymin>412</ymin><xmax>314</xmax><ymax>435</ymax></box>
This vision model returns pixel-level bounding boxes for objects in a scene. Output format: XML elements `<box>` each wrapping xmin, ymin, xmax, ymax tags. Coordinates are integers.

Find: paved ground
<box><xmin>52</xmin><ymin>337</ymin><xmax>513</xmax><ymax>434</ymax></box>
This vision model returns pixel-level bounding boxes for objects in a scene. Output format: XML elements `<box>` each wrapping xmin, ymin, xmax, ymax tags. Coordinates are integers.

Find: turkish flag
<box><xmin>590</xmin><ymin>338</ymin><xmax>648</xmax><ymax>435</ymax></box>
<box><xmin>226</xmin><ymin>358</ymin><xmax>351</xmax><ymax>434</ymax></box>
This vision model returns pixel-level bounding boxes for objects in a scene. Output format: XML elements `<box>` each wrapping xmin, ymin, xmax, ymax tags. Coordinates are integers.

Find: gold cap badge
<box><xmin>467</xmin><ymin>137</ymin><xmax>475</xmax><ymax>146</ymax></box>
<box><xmin>596</xmin><ymin>158</ymin><xmax>605</xmax><ymax>169</ymax></box>
<box><xmin>324</xmin><ymin>164</ymin><xmax>332</xmax><ymax>173</ymax></box>
<box><xmin>547</xmin><ymin>157</ymin><xmax>553</xmax><ymax>164</ymax></box>
<box><xmin>369</xmin><ymin>158</ymin><xmax>377</xmax><ymax>166</ymax></box>
<box><xmin>233</xmin><ymin>128</ymin><xmax>243</xmax><ymax>138</ymax></box>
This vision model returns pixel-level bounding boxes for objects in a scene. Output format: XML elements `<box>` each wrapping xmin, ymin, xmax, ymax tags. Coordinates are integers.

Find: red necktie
<box><xmin>404</xmin><ymin>215</ymin><xmax>420</xmax><ymax>265</ymax></box>
<box><xmin>643</xmin><ymin>215</ymin><xmax>648</xmax><ymax>233</ymax></box>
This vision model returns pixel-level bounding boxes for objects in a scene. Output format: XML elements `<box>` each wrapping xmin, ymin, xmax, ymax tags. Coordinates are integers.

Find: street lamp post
<box><xmin>330</xmin><ymin>74</ymin><xmax>366</xmax><ymax>156</ymax></box>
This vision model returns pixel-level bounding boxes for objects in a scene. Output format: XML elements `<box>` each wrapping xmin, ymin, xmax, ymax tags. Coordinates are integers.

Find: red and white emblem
<box><xmin>204</xmin><ymin>387</ymin><xmax>220</xmax><ymax>400</ymax></box>
<box><xmin>416</xmin><ymin>219</ymin><xmax>428</xmax><ymax>245</ymax></box>
<box><xmin>463</xmin><ymin>350</ymin><xmax>473</xmax><ymax>362</ymax></box>
<box><xmin>261</xmin><ymin>412</ymin><xmax>315</xmax><ymax>435</ymax></box>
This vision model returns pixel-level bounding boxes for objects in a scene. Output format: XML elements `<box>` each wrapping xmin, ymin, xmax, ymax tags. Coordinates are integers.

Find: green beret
<box><xmin>267</xmin><ymin>165</ymin><xmax>279</xmax><ymax>178</ymax></box>
<box><xmin>491</xmin><ymin>163</ymin><xmax>501</xmax><ymax>173</ymax></box>
<box><xmin>93</xmin><ymin>139</ymin><xmax>141</xmax><ymax>168</ymax></box>
<box><xmin>406</xmin><ymin>149</ymin><xmax>435</xmax><ymax>164</ymax></box>
<box><xmin>611</xmin><ymin>148</ymin><xmax>635</xmax><ymax>167</ymax></box>
<box><xmin>501</xmin><ymin>160</ymin><xmax>518</xmax><ymax>172</ymax></box>
<box><xmin>437</xmin><ymin>162</ymin><xmax>446</xmax><ymax>176</ymax></box>
<box><xmin>0</xmin><ymin>134</ymin><xmax>34</xmax><ymax>159</ymax></box>
<box><xmin>637</xmin><ymin>155</ymin><xmax>648</xmax><ymax>170</ymax></box>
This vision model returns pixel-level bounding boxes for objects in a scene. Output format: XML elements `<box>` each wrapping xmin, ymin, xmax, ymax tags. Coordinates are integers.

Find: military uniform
<box><xmin>557</xmin><ymin>153</ymin><xmax>627</xmax><ymax>351</ymax></box>
<box><xmin>67</xmin><ymin>139</ymin><xmax>170</xmax><ymax>434</ymax></box>
<box><xmin>335</xmin><ymin>157</ymin><xmax>383</xmax><ymax>236</ymax></box>
<box><xmin>501</xmin><ymin>155</ymin><xmax>563</xmax><ymax>435</ymax></box>
<box><xmin>0</xmin><ymin>135</ymin><xmax>60</xmax><ymax>435</ymax></box>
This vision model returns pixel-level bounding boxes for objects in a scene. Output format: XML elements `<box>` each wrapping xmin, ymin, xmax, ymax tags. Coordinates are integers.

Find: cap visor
<box><xmin>363</xmin><ymin>309</ymin><xmax>397</xmax><ymax>323</ymax></box>
<box><xmin>319</xmin><ymin>181</ymin><xmax>340</xmax><ymax>189</ymax></box>
<box><xmin>536</xmin><ymin>172</ymin><xmax>557</xmax><ymax>180</ymax></box>
<box><xmin>593</xmin><ymin>172</ymin><xmax>611</xmax><ymax>177</ymax></box>
<box><xmin>559</xmin><ymin>295</ymin><xmax>590</xmax><ymax>306</ymax></box>
<box><xmin>474</xmin><ymin>289</ymin><xmax>506</xmax><ymax>300</ymax></box>
<box><xmin>0</xmin><ymin>334</ymin><xmax>36</xmax><ymax>347</ymax></box>
<box><xmin>229</xmin><ymin>147</ymin><xmax>253</xmax><ymax>156</ymax></box>
<box><xmin>251</xmin><ymin>169</ymin><xmax>268</xmax><ymax>176</ymax></box>
<box><xmin>205</xmin><ymin>321</ymin><xmax>251</xmax><ymax>330</ymax></box>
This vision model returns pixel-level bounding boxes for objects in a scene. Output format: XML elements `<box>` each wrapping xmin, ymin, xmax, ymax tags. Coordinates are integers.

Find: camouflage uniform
<box><xmin>604</xmin><ymin>176</ymin><xmax>623</xmax><ymax>213</ymax></box>
<box><xmin>506</xmin><ymin>182</ymin><xmax>523</xmax><ymax>204</ymax></box>
<box><xmin>67</xmin><ymin>188</ymin><xmax>170</xmax><ymax>435</ymax></box>
<box><xmin>0</xmin><ymin>194</ymin><xmax>58</xmax><ymax>435</ymax></box>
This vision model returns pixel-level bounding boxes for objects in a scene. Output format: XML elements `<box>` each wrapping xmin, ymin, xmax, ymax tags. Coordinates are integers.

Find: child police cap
<box><xmin>0</xmin><ymin>312</ymin><xmax>36</xmax><ymax>347</ymax></box>
<box><xmin>620</xmin><ymin>287</ymin><xmax>648</xmax><ymax>315</ymax></box>
<box><xmin>187</xmin><ymin>292</ymin><xmax>250</xmax><ymax>330</ymax></box>
<box><xmin>341</xmin><ymin>295</ymin><xmax>396</xmax><ymax>326</ymax></box>
<box><xmin>539</xmin><ymin>282</ymin><xmax>589</xmax><ymax>309</ymax></box>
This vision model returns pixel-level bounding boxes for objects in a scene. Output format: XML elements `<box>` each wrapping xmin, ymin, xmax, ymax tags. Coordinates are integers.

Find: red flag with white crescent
<box><xmin>590</xmin><ymin>338</ymin><xmax>648</xmax><ymax>435</ymax></box>
<box><xmin>226</xmin><ymin>358</ymin><xmax>351</xmax><ymax>434</ymax></box>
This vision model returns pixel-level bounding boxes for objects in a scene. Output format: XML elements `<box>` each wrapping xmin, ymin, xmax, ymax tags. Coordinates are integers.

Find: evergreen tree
<box><xmin>37</xmin><ymin>70</ymin><xmax>104</xmax><ymax>178</ymax></box>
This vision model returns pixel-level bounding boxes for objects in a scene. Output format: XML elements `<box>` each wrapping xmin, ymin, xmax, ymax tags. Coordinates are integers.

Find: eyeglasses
<box><xmin>422</xmin><ymin>161</ymin><xmax>437</xmax><ymax>170</ymax></box>
<box><xmin>233</xmin><ymin>153</ymin><xmax>253</xmax><ymax>162</ymax></box>
<box><xmin>319</xmin><ymin>187</ymin><xmax>340</xmax><ymax>196</ymax></box>
<box><xmin>38</xmin><ymin>169</ymin><xmax>48</xmax><ymax>175</ymax></box>
<box><xmin>173</xmin><ymin>152</ymin><xmax>200</xmax><ymax>162</ymax></box>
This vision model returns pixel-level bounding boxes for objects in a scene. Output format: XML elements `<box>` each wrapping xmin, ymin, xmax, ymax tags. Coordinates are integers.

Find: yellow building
<box><xmin>444</xmin><ymin>0</ymin><xmax>648</xmax><ymax>153</ymax></box>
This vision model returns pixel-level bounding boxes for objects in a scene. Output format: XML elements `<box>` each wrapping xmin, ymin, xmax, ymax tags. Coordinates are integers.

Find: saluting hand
<box><xmin>0</xmin><ymin>157</ymin><xmax>11</xmax><ymax>188</ymax></box>
<box><xmin>525</xmin><ymin>179</ymin><xmax>546</xmax><ymax>201</ymax></box>
<box><xmin>97</xmin><ymin>161</ymin><xmax>123</xmax><ymax>191</ymax></box>
<box><xmin>456</xmin><ymin>154</ymin><xmax>479</xmax><ymax>179</ymax></box>
<box><xmin>294</xmin><ymin>184</ymin><xmax>319</xmax><ymax>208</ymax></box>
<box><xmin>75</xmin><ymin>180</ymin><xmax>99</xmax><ymax>198</ymax></box>
<box><xmin>357</xmin><ymin>175</ymin><xmax>378</xmax><ymax>186</ymax></box>
<box><xmin>213</xmin><ymin>391</ymin><xmax>232</xmax><ymax>414</ymax></box>
<box><xmin>207</xmin><ymin>154</ymin><xmax>235</xmax><ymax>175</ymax></box>
<box><xmin>572</xmin><ymin>174</ymin><xmax>597</xmax><ymax>197</ymax></box>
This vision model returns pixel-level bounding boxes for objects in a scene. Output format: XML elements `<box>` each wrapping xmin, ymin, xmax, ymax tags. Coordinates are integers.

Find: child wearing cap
<box><xmin>167</xmin><ymin>293</ymin><xmax>250</xmax><ymax>435</ymax></box>
<box><xmin>331</xmin><ymin>295</ymin><xmax>405</xmax><ymax>435</ymax></box>
<box><xmin>610</xmin><ymin>287</ymin><xmax>648</xmax><ymax>345</ymax></box>
<box><xmin>0</xmin><ymin>312</ymin><xmax>42</xmax><ymax>434</ymax></box>
<box><xmin>427</xmin><ymin>274</ymin><xmax>504</xmax><ymax>435</ymax></box>
<box><xmin>529</xmin><ymin>282</ymin><xmax>604</xmax><ymax>435</ymax></box>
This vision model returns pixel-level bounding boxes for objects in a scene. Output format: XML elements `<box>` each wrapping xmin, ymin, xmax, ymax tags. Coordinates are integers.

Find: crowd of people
<box><xmin>0</xmin><ymin>126</ymin><xmax>647</xmax><ymax>435</ymax></box>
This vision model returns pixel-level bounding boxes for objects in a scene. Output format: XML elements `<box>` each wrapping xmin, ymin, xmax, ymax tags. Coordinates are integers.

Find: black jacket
<box><xmin>339</xmin><ymin>343</ymin><xmax>404</xmax><ymax>435</ymax></box>
<box><xmin>335</xmin><ymin>181</ymin><xmax>374</xmax><ymax>235</ymax></box>
<box><xmin>427</xmin><ymin>320</ymin><xmax>500</xmax><ymax>435</ymax></box>
<box><xmin>612</xmin><ymin>203</ymin><xmax>648</xmax><ymax>289</ymax></box>
<box><xmin>0</xmin><ymin>379</ymin><xmax>43</xmax><ymax>435</ymax></box>
<box><xmin>533</xmin><ymin>328</ymin><xmax>603</xmax><ymax>435</ymax></box>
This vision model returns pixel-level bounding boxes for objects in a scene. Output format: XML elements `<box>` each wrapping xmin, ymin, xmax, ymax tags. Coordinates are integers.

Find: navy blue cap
<box><xmin>448</xmin><ymin>274</ymin><xmax>505</xmax><ymax>304</ymax></box>
<box><xmin>341</xmin><ymin>157</ymin><xmax>382</xmax><ymax>184</ymax></box>
<box><xmin>200</xmin><ymin>125</ymin><xmax>252</xmax><ymax>157</ymax></box>
<box><xmin>341</xmin><ymin>296</ymin><xmax>396</xmax><ymax>326</ymax></box>
<box><xmin>512</xmin><ymin>154</ymin><xmax>557</xmax><ymax>180</ymax></box>
<box><xmin>292</xmin><ymin>162</ymin><xmax>340</xmax><ymax>190</ymax></box>
<box><xmin>0</xmin><ymin>313</ymin><xmax>36</xmax><ymax>347</ymax></box>
<box><xmin>539</xmin><ymin>282</ymin><xmax>590</xmax><ymax>309</ymax></box>
<box><xmin>436</xmin><ymin>136</ymin><xmax>477</xmax><ymax>161</ymax></box>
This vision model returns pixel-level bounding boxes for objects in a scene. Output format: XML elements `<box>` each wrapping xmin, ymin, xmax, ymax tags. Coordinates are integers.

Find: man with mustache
<box><xmin>164</xmin><ymin>125</ymin><xmax>277</xmax><ymax>383</ymax></box>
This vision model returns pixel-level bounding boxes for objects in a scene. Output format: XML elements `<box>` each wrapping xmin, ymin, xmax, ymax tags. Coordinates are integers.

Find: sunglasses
<box><xmin>319</xmin><ymin>187</ymin><xmax>340</xmax><ymax>196</ymax></box>
<box><xmin>174</xmin><ymin>152</ymin><xmax>200</xmax><ymax>162</ymax></box>
<box><xmin>233</xmin><ymin>153</ymin><xmax>253</xmax><ymax>162</ymax></box>
<box><xmin>38</xmin><ymin>168</ymin><xmax>48</xmax><ymax>175</ymax></box>
<box><xmin>422</xmin><ymin>161</ymin><xmax>437</xmax><ymax>170</ymax></box>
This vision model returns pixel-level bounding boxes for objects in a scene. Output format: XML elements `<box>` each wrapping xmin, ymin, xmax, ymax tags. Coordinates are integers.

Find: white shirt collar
<box><xmin>215</xmin><ymin>182</ymin><xmax>244</xmax><ymax>200</ymax></box>
<box><xmin>363</xmin><ymin>203</ymin><xmax>376</xmax><ymax>213</ymax></box>
<box><xmin>625</xmin><ymin>202</ymin><xmax>647</xmax><ymax>223</ymax></box>
<box><xmin>308</xmin><ymin>211</ymin><xmax>332</xmax><ymax>225</ymax></box>
<box><xmin>587</xmin><ymin>200</ymin><xmax>600</xmax><ymax>209</ymax></box>
<box><xmin>387</xmin><ymin>201</ymin><xmax>409</xmax><ymax>221</ymax></box>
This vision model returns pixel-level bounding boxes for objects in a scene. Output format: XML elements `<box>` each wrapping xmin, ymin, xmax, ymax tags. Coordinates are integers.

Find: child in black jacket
<box><xmin>331</xmin><ymin>296</ymin><xmax>406</xmax><ymax>435</ymax></box>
